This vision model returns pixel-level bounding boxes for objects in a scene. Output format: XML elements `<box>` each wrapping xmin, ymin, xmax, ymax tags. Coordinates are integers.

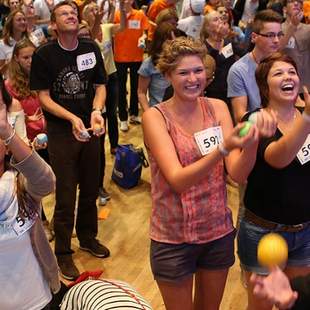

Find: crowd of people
<box><xmin>0</xmin><ymin>0</ymin><xmax>310</xmax><ymax>309</ymax></box>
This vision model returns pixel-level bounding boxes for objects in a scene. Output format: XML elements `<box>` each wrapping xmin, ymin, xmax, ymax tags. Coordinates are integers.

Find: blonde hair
<box><xmin>157</xmin><ymin>37</ymin><xmax>207</xmax><ymax>75</ymax></box>
<box><xmin>82</xmin><ymin>2</ymin><xmax>98</xmax><ymax>23</ymax></box>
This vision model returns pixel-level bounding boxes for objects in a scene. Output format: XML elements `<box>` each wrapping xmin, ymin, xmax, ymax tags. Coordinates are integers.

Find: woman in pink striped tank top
<box><xmin>142</xmin><ymin>37</ymin><xmax>276</xmax><ymax>310</ymax></box>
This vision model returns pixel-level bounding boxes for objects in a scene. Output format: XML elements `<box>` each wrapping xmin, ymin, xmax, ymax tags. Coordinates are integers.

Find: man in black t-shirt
<box><xmin>30</xmin><ymin>0</ymin><xmax>108</xmax><ymax>280</ymax></box>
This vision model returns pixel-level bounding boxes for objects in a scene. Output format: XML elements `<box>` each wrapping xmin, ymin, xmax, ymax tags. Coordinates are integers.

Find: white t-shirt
<box><xmin>0</xmin><ymin>38</ymin><xmax>16</xmax><ymax>61</ymax></box>
<box><xmin>0</xmin><ymin>232</ymin><xmax>52</xmax><ymax>309</ymax></box>
<box><xmin>177</xmin><ymin>15</ymin><xmax>204</xmax><ymax>39</ymax></box>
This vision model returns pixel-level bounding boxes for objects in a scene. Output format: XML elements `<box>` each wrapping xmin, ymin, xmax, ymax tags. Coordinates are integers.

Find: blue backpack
<box><xmin>112</xmin><ymin>144</ymin><xmax>149</xmax><ymax>189</ymax></box>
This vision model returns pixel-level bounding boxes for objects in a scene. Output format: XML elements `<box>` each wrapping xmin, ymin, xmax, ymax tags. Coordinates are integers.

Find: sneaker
<box><xmin>120</xmin><ymin>121</ymin><xmax>128</xmax><ymax>132</ymax></box>
<box><xmin>57</xmin><ymin>255</ymin><xmax>80</xmax><ymax>280</ymax></box>
<box><xmin>43</xmin><ymin>220</ymin><xmax>54</xmax><ymax>242</ymax></box>
<box><xmin>99</xmin><ymin>187</ymin><xmax>111</xmax><ymax>201</ymax></box>
<box><xmin>129</xmin><ymin>115</ymin><xmax>141</xmax><ymax>124</ymax></box>
<box><xmin>80</xmin><ymin>239</ymin><xmax>110</xmax><ymax>258</ymax></box>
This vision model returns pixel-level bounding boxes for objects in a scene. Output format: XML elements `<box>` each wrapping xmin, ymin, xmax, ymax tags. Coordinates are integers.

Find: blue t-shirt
<box><xmin>227</xmin><ymin>52</ymin><xmax>261</xmax><ymax>111</ymax></box>
<box><xmin>138</xmin><ymin>57</ymin><xmax>170</xmax><ymax>107</ymax></box>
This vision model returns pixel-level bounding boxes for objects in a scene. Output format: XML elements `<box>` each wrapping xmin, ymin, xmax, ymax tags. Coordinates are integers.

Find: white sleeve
<box><xmin>8</xmin><ymin>110</ymin><xmax>29</xmax><ymax>143</ymax></box>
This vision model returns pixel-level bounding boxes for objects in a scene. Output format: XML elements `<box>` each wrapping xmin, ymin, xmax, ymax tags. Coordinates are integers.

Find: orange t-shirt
<box><xmin>114</xmin><ymin>9</ymin><xmax>149</xmax><ymax>63</ymax></box>
<box><xmin>204</xmin><ymin>4</ymin><xmax>216</xmax><ymax>15</ymax></box>
<box><xmin>304</xmin><ymin>0</ymin><xmax>310</xmax><ymax>17</ymax></box>
<box><xmin>147</xmin><ymin>0</ymin><xmax>175</xmax><ymax>40</ymax></box>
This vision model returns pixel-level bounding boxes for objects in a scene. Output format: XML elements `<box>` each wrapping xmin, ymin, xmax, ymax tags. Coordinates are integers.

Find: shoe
<box><xmin>57</xmin><ymin>255</ymin><xmax>80</xmax><ymax>280</ymax></box>
<box><xmin>120</xmin><ymin>121</ymin><xmax>128</xmax><ymax>132</ymax></box>
<box><xmin>80</xmin><ymin>239</ymin><xmax>110</xmax><ymax>258</ymax></box>
<box><xmin>43</xmin><ymin>220</ymin><xmax>54</xmax><ymax>242</ymax></box>
<box><xmin>99</xmin><ymin>187</ymin><xmax>111</xmax><ymax>201</ymax></box>
<box><xmin>129</xmin><ymin>115</ymin><xmax>141</xmax><ymax>124</ymax></box>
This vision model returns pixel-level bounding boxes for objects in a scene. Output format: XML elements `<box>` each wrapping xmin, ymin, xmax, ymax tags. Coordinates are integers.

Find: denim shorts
<box><xmin>237</xmin><ymin>219</ymin><xmax>310</xmax><ymax>275</ymax></box>
<box><xmin>150</xmin><ymin>230</ymin><xmax>236</xmax><ymax>283</ymax></box>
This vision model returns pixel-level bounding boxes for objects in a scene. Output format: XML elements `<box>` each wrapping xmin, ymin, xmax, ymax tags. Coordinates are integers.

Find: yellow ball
<box><xmin>257</xmin><ymin>233</ymin><xmax>288</xmax><ymax>267</ymax></box>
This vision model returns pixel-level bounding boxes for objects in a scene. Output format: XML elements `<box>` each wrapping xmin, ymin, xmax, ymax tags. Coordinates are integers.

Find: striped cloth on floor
<box><xmin>60</xmin><ymin>279</ymin><xmax>153</xmax><ymax>310</ymax></box>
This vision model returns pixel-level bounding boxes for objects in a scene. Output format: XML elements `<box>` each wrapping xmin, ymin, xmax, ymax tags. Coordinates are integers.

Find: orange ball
<box><xmin>257</xmin><ymin>233</ymin><xmax>288</xmax><ymax>267</ymax></box>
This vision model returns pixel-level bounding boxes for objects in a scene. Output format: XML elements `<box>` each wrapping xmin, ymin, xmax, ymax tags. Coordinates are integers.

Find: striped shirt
<box><xmin>148</xmin><ymin>98</ymin><xmax>234</xmax><ymax>244</ymax></box>
<box><xmin>60</xmin><ymin>280</ymin><xmax>153</xmax><ymax>310</ymax></box>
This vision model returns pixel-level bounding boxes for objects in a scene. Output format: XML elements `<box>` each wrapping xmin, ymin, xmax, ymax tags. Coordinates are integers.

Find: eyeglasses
<box><xmin>257</xmin><ymin>32</ymin><xmax>285</xmax><ymax>39</ymax></box>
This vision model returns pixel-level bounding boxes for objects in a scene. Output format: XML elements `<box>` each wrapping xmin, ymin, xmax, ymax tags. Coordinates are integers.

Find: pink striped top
<box><xmin>148</xmin><ymin>97</ymin><xmax>234</xmax><ymax>244</ymax></box>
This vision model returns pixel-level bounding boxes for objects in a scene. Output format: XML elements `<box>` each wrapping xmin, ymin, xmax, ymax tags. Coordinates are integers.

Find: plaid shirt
<box><xmin>148</xmin><ymin>98</ymin><xmax>234</xmax><ymax>244</ymax></box>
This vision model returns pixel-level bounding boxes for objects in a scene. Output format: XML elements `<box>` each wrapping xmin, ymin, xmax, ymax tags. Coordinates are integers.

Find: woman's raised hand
<box><xmin>253</xmin><ymin>109</ymin><xmax>277</xmax><ymax>138</ymax></box>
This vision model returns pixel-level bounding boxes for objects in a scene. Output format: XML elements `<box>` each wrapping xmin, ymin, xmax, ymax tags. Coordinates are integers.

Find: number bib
<box><xmin>221</xmin><ymin>43</ymin><xmax>233</xmax><ymax>59</ymax></box>
<box><xmin>128</xmin><ymin>20</ymin><xmax>141</xmax><ymax>29</ymax></box>
<box><xmin>286</xmin><ymin>36</ymin><xmax>295</xmax><ymax>49</ymax></box>
<box><xmin>297</xmin><ymin>134</ymin><xmax>310</xmax><ymax>165</ymax></box>
<box><xmin>77</xmin><ymin>52</ymin><xmax>96</xmax><ymax>71</ymax></box>
<box><xmin>29</xmin><ymin>28</ymin><xmax>46</xmax><ymax>47</ymax></box>
<box><xmin>194</xmin><ymin>126</ymin><xmax>223</xmax><ymax>156</ymax></box>
<box><xmin>12</xmin><ymin>213</ymin><xmax>37</xmax><ymax>237</ymax></box>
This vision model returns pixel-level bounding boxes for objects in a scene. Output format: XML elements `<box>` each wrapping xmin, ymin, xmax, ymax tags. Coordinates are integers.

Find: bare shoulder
<box><xmin>207</xmin><ymin>97</ymin><xmax>229</xmax><ymax>115</ymax></box>
<box><xmin>10</xmin><ymin>98</ymin><xmax>22</xmax><ymax>112</ymax></box>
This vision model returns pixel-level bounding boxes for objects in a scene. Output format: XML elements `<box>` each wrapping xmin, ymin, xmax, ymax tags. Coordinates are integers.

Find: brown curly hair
<box><xmin>156</xmin><ymin>37</ymin><xmax>208</xmax><ymax>75</ymax></box>
<box><xmin>8</xmin><ymin>38</ymin><xmax>37</xmax><ymax>99</ymax></box>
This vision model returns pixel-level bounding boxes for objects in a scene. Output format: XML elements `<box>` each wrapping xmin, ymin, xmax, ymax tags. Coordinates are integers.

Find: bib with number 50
<box><xmin>194</xmin><ymin>126</ymin><xmax>224</xmax><ymax>156</ymax></box>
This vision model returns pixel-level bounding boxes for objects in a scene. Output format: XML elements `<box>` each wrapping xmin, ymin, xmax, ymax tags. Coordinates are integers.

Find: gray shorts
<box><xmin>150</xmin><ymin>230</ymin><xmax>236</xmax><ymax>283</ymax></box>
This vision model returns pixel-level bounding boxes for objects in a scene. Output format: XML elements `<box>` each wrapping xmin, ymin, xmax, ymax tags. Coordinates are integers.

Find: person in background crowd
<box><xmin>201</xmin><ymin>10</ymin><xmax>239</xmax><ymax>112</ymax></box>
<box><xmin>227</xmin><ymin>9</ymin><xmax>283</xmax><ymax>122</ymax></box>
<box><xmin>281</xmin><ymin>0</ymin><xmax>310</xmax><ymax>98</ymax></box>
<box><xmin>138</xmin><ymin>22</ymin><xmax>181</xmax><ymax>111</ymax></box>
<box><xmin>82</xmin><ymin>0</ymin><xmax>125</xmax><ymax>205</ymax></box>
<box><xmin>143</xmin><ymin>36</ymin><xmax>275</xmax><ymax>310</ymax></box>
<box><xmin>114</xmin><ymin>0</ymin><xmax>149</xmax><ymax>131</ymax></box>
<box><xmin>0</xmin><ymin>9</ymin><xmax>27</xmax><ymax>74</ymax></box>
<box><xmin>147</xmin><ymin>0</ymin><xmax>177</xmax><ymax>42</ymax></box>
<box><xmin>30</xmin><ymin>0</ymin><xmax>109</xmax><ymax>281</ymax></box>
<box><xmin>237</xmin><ymin>53</ymin><xmax>310</xmax><ymax>310</ymax></box>
<box><xmin>177</xmin><ymin>0</ymin><xmax>205</xmax><ymax>39</ymax></box>
<box><xmin>204</xmin><ymin>0</ymin><xmax>220</xmax><ymax>14</ymax></box>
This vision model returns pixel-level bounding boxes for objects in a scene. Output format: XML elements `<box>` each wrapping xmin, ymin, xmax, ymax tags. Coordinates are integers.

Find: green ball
<box><xmin>239</xmin><ymin>121</ymin><xmax>252</xmax><ymax>137</ymax></box>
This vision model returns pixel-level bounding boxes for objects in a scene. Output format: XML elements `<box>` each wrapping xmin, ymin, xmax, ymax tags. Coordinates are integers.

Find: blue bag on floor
<box><xmin>112</xmin><ymin>144</ymin><xmax>149</xmax><ymax>189</ymax></box>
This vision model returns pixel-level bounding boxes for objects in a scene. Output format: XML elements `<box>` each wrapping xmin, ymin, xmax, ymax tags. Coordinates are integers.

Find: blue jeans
<box><xmin>237</xmin><ymin>218</ymin><xmax>310</xmax><ymax>275</ymax></box>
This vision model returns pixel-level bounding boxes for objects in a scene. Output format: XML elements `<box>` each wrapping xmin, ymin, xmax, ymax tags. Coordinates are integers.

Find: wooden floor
<box><xmin>44</xmin><ymin>123</ymin><xmax>248</xmax><ymax>310</ymax></box>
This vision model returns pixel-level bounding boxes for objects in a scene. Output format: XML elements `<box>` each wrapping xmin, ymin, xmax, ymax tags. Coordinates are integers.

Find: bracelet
<box><xmin>302</xmin><ymin>111</ymin><xmax>310</xmax><ymax>123</ymax></box>
<box><xmin>218</xmin><ymin>143</ymin><xmax>230</xmax><ymax>157</ymax></box>
<box><xmin>92</xmin><ymin>108</ymin><xmax>102</xmax><ymax>114</ymax></box>
<box><xmin>3</xmin><ymin>128</ymin><xmax>16</xmax><ymax>146</ymax></box>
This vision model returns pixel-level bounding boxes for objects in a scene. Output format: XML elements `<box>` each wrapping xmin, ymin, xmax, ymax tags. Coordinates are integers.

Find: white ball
<box><xmin>248</xmin><ymin>112</ymin><xmax>258</xmax><ymax>124</ymax></box>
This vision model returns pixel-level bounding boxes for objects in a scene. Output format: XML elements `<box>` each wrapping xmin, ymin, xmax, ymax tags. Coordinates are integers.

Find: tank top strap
<box><xmin>199</xmin><ymin>97</ymin><xmax>219</xmax><ymax>127</ymax></box>
<box><xmin>152</xmin><ymin>104</ymin><xmax>171</xmax><ymax>133</ymax></box>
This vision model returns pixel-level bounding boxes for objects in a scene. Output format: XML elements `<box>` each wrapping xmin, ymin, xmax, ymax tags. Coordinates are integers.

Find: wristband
<box><xmin>218</xmin><ymin>143</ymin><xmax>230</xmax><ymax>156</ymax></box>
<box><xmin>302</xmin><ymin>111</ymin><xmax>310</xmax><ymax>123</ymax></box>
<box><xmin>3</xmin><ymin>128</ymin><xmax>16</xmax><ymax>146</ymax></box>
<box><xmin>92</xmin><ymin>108</ymin><xmax>102</xmax><ymax>114</ymax></box>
